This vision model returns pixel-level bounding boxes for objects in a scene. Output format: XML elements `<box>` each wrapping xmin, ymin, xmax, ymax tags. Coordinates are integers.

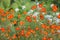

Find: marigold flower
<box><xmin>42</xmin><ymin>37</ymin><xmax>47</xmax><ymax>40</ymax></box>
<box><xmin>8</xmin><ymin>14</ymin><xmax>14</xmax><ymax>20</ymax></box>
<box><xmin>40</xmin><ymin>7</ymin><xmax>46</xmax><ymax>12</ymax></box>
<box><xmin>50</xmin><ymin>24</ymin><xmax>57</xmax><ymax>29</ymax></box>
<box><xmin>35</xmin><ymin>26</ymin><xmax>39</xmax><ymax>31</ymax></box>
<box><xmin>26</xmin><ymin>16</ymin><xmax>32</xmax><ymax>22</ymax></box>
<box><xmin>20</xmin><ymin>29</ymin><xmax>25</xmax><ymax>36</ymax></box>
<box><xmin>15</xmin><ymin>27</ymin><xmax>20</xmax><ymax>30</ymax></box>
<box><xmin>13</xmin><ymin>20</ymin><xmax>17</xmax><ymax>24</ymax></box>
<box><xmin>25</xmin><ymin>31</ymin><xmax>31</xmax><ymax>38</ymax></box>
<box><xmin>1</xmin><ymin>27</ymin><xmax>5</xmax><ymax>32</ymax></box>
<box><xmin>31</xmin><ymin>5</ymin><xmax>37</xmax><ymax>10</ymax></box>
<box><xmin>40</xmin><ymin>14</ymin><xmax>44</xmax><ymax>20</ymax></box>
<box><xmin>30</xmin><ymin>29</ymin><xmax>35</xmax><ymax>34</ymax></box>
<box><xmin>41</xmin><ymin>24</ymin><xmax>47</xmax><ymax>29</ymax></box>
<box><xmin>23</xmin><ymin>11</ymin><xmax>27</xmax><ymax>14</ymax></box>
<box><xmin>0</xmin><ymin>8</ymin><xmax>4</xmax><ymax>14</ymax></box>
<box><xmin>38</xmin><ymin>4</ymin><xmax>43</xmax><ymax>8</ymax></box>
<box><xmin>52</xmin><ymin>5</ymin><xmax>58</xmax><ymax>12</ymax></box>
<box><xmin>13</xmin><ymin>34</ymin><xmax>17</xmax><ymax>39</ymax></box>
<box><xmin>20</xmin><ymin>21</ymin><xmax>24</xmax><ymax>26</ymax></box>
<box><xmin>57</xmin><ymin>14</ymin><xmax>60</xmax><ymax>19</ymax></box>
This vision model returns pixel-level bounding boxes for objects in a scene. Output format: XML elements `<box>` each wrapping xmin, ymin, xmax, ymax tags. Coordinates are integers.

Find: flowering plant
<box><xmin>0</xmin><ymin>0</ymin><xmax>60</xmax><ymax>40</ymax></box>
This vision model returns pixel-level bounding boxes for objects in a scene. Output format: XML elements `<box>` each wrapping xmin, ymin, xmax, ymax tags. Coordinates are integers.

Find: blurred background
<box><xmin>0</xmin><ymin>0</ymin><xmax>60</xmax><ymax>11</ymax></box>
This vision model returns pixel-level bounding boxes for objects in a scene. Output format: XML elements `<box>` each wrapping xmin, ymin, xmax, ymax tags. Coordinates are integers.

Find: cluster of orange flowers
<box><xmin>0</xmin><ymin>3</ymin><xmax>60</xmax><ymax>40</ymax></box>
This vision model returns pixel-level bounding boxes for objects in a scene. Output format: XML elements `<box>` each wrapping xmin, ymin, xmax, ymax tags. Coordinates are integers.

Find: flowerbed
<box><xmin>0</xmin><ymin>0</ymin><xmax>60</xmax><ymax>40</ymax></box>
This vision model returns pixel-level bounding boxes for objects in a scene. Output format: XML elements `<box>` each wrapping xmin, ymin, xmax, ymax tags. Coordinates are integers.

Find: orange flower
<box><xmin>48</xmin><ymin>38</ymin><xmax>53</xmax><ymax>40</ymax></box>
<box><xmin>40</xmin><ymin>7</ymin><xmax>46</xmax><ymax>12</ymax></box>
<box><xmin>32</xmin><ymin>16</ymin><xmax>36</xmax><ymax>19</ymax></box>
<box><xmin>40</xmin><ymin>14</ymin><xmax>44</xmax><ymax>20</ymax></box>
<box><xmin>13</xmin><ymin>34</ymin><xmax>17</xmax><ymax>39</ymax></box>
<box><xmin>35</xmin><ymin>26</ymin><xmax>39</xmax><ymax>31</ymax></box>
<box><xmin>47</xmin><ymin>38</ymin><xmax>50</xmax><ymax>40</ymax></box>
<box><xmin>50</xmin><ymin>24</ymin><xmax>56</xmax><ymax>29</ymax></box>
<box><xmin>28</xmin><ymin>19</ymin><xmax>32</xmax><ymax>22</ymax></box>
<box><xmin>41</xmin><ymin>24</ymin><xmax>46</xmax><ymax>29</ymax></box>
<box><xmin>38</xmin><ymin>4</ymin><xmax>43</xmax><ymax>8</ymax></box>
<box><xmin>25</xmin><ymin>31</ymin><xmax>31</xmax><ymax>38</ymax></box>
<box><xmin>42</xmin><ymin>37</ymin><xmax>47</xmax><ymax>40</ymax></box>
<box><xmin>26</xmin><ymin>16</ymin><xmax>32</xmax><ymax>22</ymax></box>
<box><xmin>23</xmin><ymin>11</ymin><xmax>27</xmax><ymax>14</ymax></box>
<box><xmin>5</xmin><ymin>11</ymin><xmax>10</xmax><ymax>15</ymax></box>
<box><xmin>26</xmin><ymin>16</ymin><xmax>31</xmax><ymax>20</ymax></box>
<box><xmin>57</xmin><ymin>26</ymin><xmax>60</xmax><ymax>30</ymax></box>
<box><xmin>45</xmin><ymin>26</ymin><xmax>50</xmax><ymax>30</ymax></box>
<box><xmin>15</xmin><ymin>27</ymin><xmax>20</xmax><ymax>30</ymax></box>
<box><xmin>51</xmin><ymin>29</ymin><xmax>55</xmax><ymax>34</ymax></box>
<box><xmin>30</xmin><ymin>29</ymin><xmax>35</xmax><ymax>34</ymax></box>
<box><xmin>52</xmin><ymin>5</ymin><xmax>58</xmax><ymax>12</ymax></box>
<box><xmin>20</xmin><ymin>21</ymin><xmax>24</xmax><ymax>26</ymax></box>
<box><xmin>13</xmin><ymin>20</ymin><xmax>17</xmax><ymax>24</ymax></box>
<box><xmin>1</xmin><ymin>27</ymin><xmax>5</xmax><ymax>32</ymax></box>
<box><xmin>31</xmin><ymin>5</ymin><xmax>37</xmax><ymax>10</ymax></box>
<box><xmin>57</xmin><ymin>14</ymin><xmax>60</xmax><ymax>19</ymax></box>
<box><xmin>1</xmin><ymin>13</ymin><xmax>6</xmax><ymax>17</ymax></box>
<box><xmin>8</xmin><ymin>14</ymin><xmax>14</xmax><ymax>20</ymax></box>
<box><xmin>20</xmin><ymin>29</ymin><xmax>25</xmax><ymax>36</ymax></box>
<box><xmin>0</xmin><ymin>8</ymin><xmax>4</xmax><ymax>14</ymax></box>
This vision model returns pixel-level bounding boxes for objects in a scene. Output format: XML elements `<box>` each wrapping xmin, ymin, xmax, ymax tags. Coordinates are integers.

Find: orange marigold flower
<box><xmin>15</xmin><ymin>27</ymin><xmax>20</xmax><ymax>30</ymax></box>
<box><xmin>32</xmin><ymin>16</ymin><xmax>36</xmax><ymax>19</ymax></box>
<box><xmin>1</xmin><ymin>13</ymin><xmax>6</xmax><ymax>17</ymax></box>
<box><xmin>20</xmin><ymin>29</ymin><xmax>25</xmax><ymax>36</ymax></box>
<box><xmin>13</xmin><ymin>20</ymin><xmax>17</xmax><ymax>24</ymax></box>
<box><xmin>40</xmin><ymin>14</ymin><xmax>44</xmax><ymax>20</ymax></box>
<box><xmin>35</xmin><ymin>26</ymin><xmax>39</xmax><ymax>31</ymax></box>
<box><xmin>8</xmin><ymin>14</ymin><xmax>14</xmax><ymax>20</ymax></box>
<box><xmin>50</xmin><ymin>24</ymin><xmax>57</xmax><ymax>29</ymax></box>
<box><xmin>23</xmin><ymin>11</ymin><xmax>27</xmax><ymax>14</ymax></box>
<box><xmin>42</xmin><ymin>37</ymin><xmax>47</xmax><ymax>40</ymax></box>
<box><xmin>13</xmin><ymin>34</ymin><xmax>17</xmax><ymax>39</ymax></box>
<box><xmin>40</xmin><ymin>7</ymin><xmax>46</xmax><ymax>12</ymax></box>
<box><xmin>0</xmin><ymin>8</ymin><xmax>4</xmax><ymax>14</ymax></box>
<box><xmin>41</xmin><ymin>24</ymin><xmax>46</xmax><ymax>29</ymax></box>
<box><xmin>38</xmin><ymin>4</ymin><xmax>43</xmax><ymax>8</ymax></box>
<box><xmin>25</xmin><ymin>31</ymin><xmax>31</xmax><ymax>38</ymax></box>
<box><xmin>51</xmin><ymin>29</ymin><xmax>55</xmax><ymax>34</ymax></box>
<box><xmin>26</xmin><ymin>16</ymin><xmax>32</xmax><ymax>22</ymax></box>
<box><xmin>1</xmin><ymin>27</ymin><xmax>5</xmax><ymax>32</ymax></box>
<box><xmin>30</xmin><ymin>29</ymin><xmax>35</xmax><ymax>34</ymax></box>
<box><xmin>20</xmin><ymin>21</ymin><xmax>24</xmax><ymax>26</ymax></box>
<box><xmin>5</xmin><ymin>11</ymin><xmax>10</xmax><ymax>15</ymax></box>
<box><xmin>28</xmin><ymin>19</ymin><xmax>32</xmax><ymax>22</ymax></box>
<box><xmin>31</xmin><ymin>5</ymin><xmax>37</xmax><ymax>10</ymax></box>
<box><xmin>57</xmin><ymin>14</ymin><xmax>60</xmax><ymax>19</ymax></box>
<box><xmin>52</xmin><ymin>5</ymin><xmax>58</xmax><ymax>12</ymax></box>
<box><xmin>26</xmin><ymin>16</ymin><xmax>31</xmax><ymax>20</ymax></box>
<box><xmin>47</xmin><ymin>38</ymin><xmax>53</xmax><ymax>40</ymax></box>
